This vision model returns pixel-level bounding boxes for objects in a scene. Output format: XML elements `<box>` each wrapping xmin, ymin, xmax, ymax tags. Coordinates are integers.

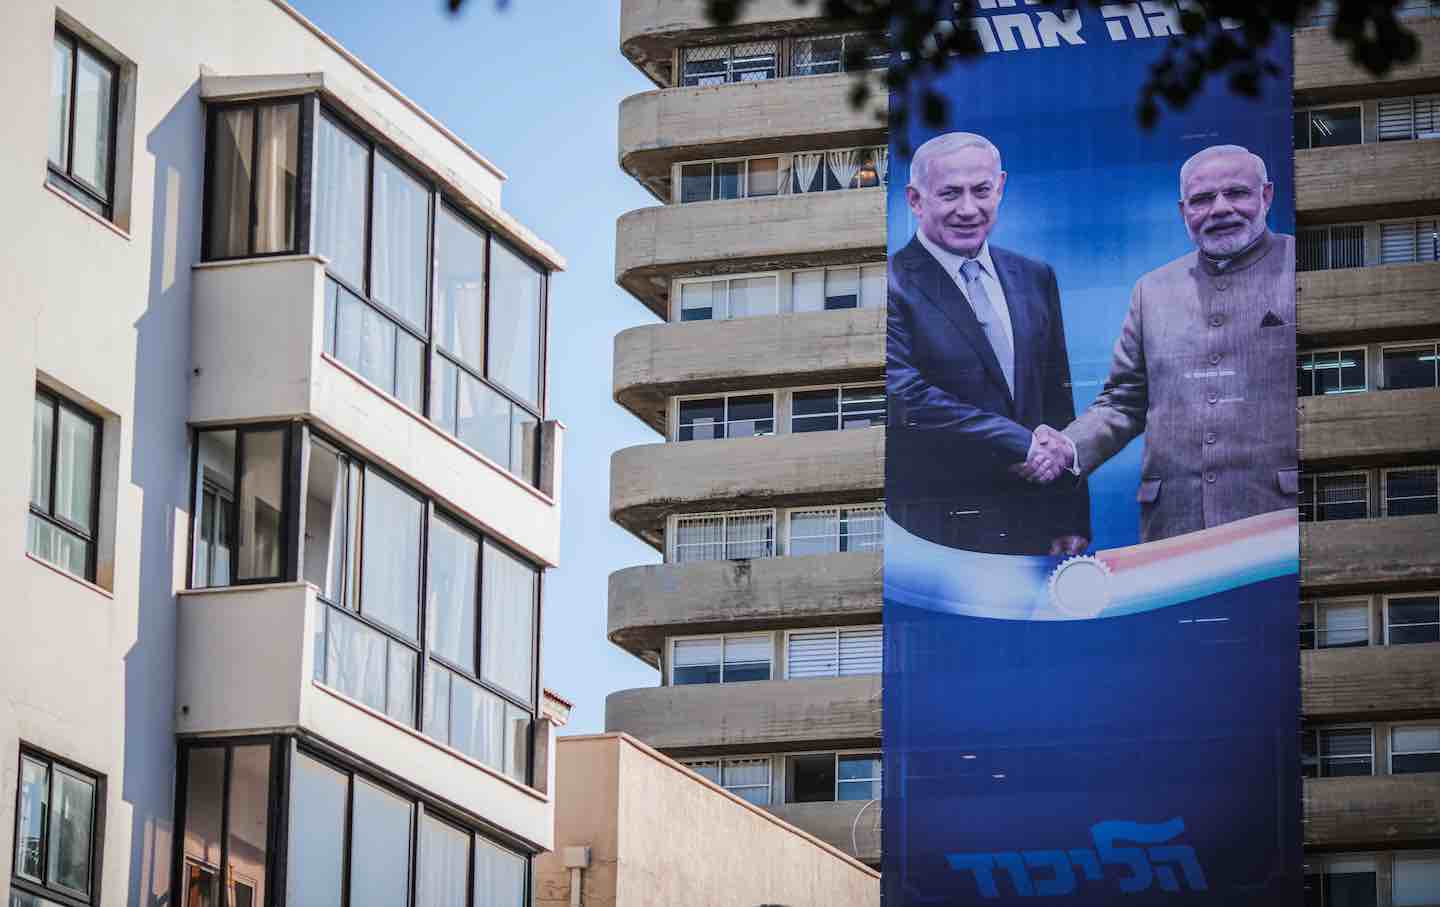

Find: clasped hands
<box><xmin>1011</xmin><ymin>424</ymin><xmax>1075</xmax><ymax>484</ymax></box>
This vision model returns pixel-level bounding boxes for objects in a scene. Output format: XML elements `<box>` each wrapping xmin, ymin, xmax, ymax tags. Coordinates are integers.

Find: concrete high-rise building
<box><xmin>2</xmin><ymin>2</ymin><xmax>567</xmax><ymax>905</ymax></box>
<box><xmin>604</xmin><ymin>0</ymin><xmax>1440</xmax><ymax>895</ymax></box>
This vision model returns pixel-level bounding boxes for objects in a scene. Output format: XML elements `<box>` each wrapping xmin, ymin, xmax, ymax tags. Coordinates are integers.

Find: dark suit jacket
<box><xmin>886</xmin><ymin>236</ymin><xmax>1091</xmax><ymax>554</ymax></box>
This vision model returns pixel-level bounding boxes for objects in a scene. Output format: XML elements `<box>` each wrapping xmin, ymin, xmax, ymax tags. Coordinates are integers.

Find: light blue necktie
<box><xmin>960</xmin><ymin>258</ymin><xmax>1014</xmax><ymax>394</ymax></box>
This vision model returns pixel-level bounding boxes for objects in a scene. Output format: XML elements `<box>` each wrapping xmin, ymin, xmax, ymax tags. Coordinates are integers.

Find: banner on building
<box><xmin>882</xmin><ymin>7</ymin><xmax>1300</xmax><ymax>904</ymax></box>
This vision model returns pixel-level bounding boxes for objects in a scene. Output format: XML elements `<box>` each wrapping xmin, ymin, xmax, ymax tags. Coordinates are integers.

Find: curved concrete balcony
<box><xmin>611</xmin><ymin>426</ymin><xmax>885</xmax><ymax>548</ymax></box>
<box><xmin>1296</xmin><ymin>139</ymin><xmax>1440</xmax><ymax>223</ymax></box>
<box><xmin>1303</xmin><ymin>642</ymin><xmax>1440</xmax><ymax>720</ymax></box>
<box><xmin>1304</xmin><ymin>774</ymin><xmax>1440</xmax><ymax>848</ymax></box>
<box><xmin>614</xmin><ymin>306</ymin><xmax>884</xmax><ymax>432</ymax></box>
<box><xmin>609</xmin><ymin>551</ymin><xmax>883</xmax><ymax>665</ymax></box>
<box><xmin>1303</xmin><ymin>514</ymin><xmax>1440</xmax><ymax>591</ymax></box>
<box><xmin>620</xmin><ymin>0</ymin><xmax>824</xmax><ymax>86</ymax></box>
<box><xmin>620</xmin><ymin>74</ymin><xmax>885</xmax><ymax>200</ymax></box>
<box><xmin>616</xmin><ymin>190</ymin><xmax>886</xmax><ymax>319</ymax></box>
<box><xmin>1295</xmin><ymin>20</ymin><xmax>1440</xmax><ymax>102</ymax></box>
<box><xmin>1298</xmin><ymin>261</ymin><xmax>1440</xmax><ymax>344</ymax></box>
<box><xmin>605</xmin><ymin>675</ymin><xmax>881</xmax><ymax>753</ymax></box>
<box><xmin>1300</xmin><ymin>386</ymin><xmax>1440</xmax><ymax>465</ymax></box>
<box><xmin>767</xmin><ymin>801</ymin><xmax>881</xmax><ymax>865</ymax></box>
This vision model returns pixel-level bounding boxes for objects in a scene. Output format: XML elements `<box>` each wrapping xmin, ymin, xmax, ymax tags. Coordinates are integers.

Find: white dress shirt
<box><xmin>915</xmin><ymin>232</ymin><xmax>1015</xmax><ymax>350</ymax></box>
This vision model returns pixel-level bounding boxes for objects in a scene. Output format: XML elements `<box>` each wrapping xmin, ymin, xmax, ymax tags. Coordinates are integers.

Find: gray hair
<box><xmin>1179</xmin><ymin>144</ymin><xmax>1269</xmax><ymax>199</ymax></box>
<box><xmin>908</xmin><ymin>132</ymin><xmax>1003</xmax><ymax>192</ymax></box>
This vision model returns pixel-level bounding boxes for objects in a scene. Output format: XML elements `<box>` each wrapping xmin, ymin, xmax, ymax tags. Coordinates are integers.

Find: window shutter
<box><xmin>1413</xmin><ymin>94</ymin><xmax>1440</xmax><ymax>139</ymax></box>
<box><xmin>1330</xmin><ymin>224</ymin><xmax>1365</xmax><ymax>268</ymax></box>
<box><xmin>1378</xmin><ymin>96</ymin><xmax>1415</xmax><ymax>141</ymax></box>
<box><xmin>860</xmin><ymin>265</ymin><xmax>887</xmax><ymax>308</ymax></box>
<box><xmin>787</xmin><ymin>630</ymin><xmax>839</xmax><ymax>678</ymax></box>
<box><xmin>1382</xmin><ymin>221</ymin><xmax>1419</xmax><ymax>263</ymax></box>
<box><xmin>838</xmin><ymin>627</ymin><xmax>883</xmax><ymax>675</ymax></box>
<box><xmin>723</xmin><ymin>634</ymin><xmax>772</xmax><ymax>668</ymax></box>
<box><xmin>1296</xmin><ymin>228</ymin><xmax>1328</xmax><ymax>272</ymax></box>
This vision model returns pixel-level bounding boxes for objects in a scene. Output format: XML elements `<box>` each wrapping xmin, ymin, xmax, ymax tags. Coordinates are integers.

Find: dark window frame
<box><xmin>186</xmin><ymin>422</ymin><xmax>296</xmax><ymax>590</ymax></box>
<box><xmin>200</xmin><ymin>97</ymin><xmax>310</xmax><ymax>263</ymax></box>
<box><xmin>11</xmin><ymin>744</ymin><xmax>107</xmax><ymax>907</ymax></box>
<box><xmin>47</xmin><ymin>24</ymin><xmax>120</xmax><ymax>219</ymax></box>
<box><xmin>29</xmin><ymin>386</ymin><xmax>103</xmax><ymax>582</ymax></box>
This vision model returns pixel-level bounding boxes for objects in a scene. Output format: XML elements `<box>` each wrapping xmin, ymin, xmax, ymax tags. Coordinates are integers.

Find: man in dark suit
<box><xmin>887</xmin><ymin>132</ymin><xmax>1090</xmax><ymax>556</ymax></box>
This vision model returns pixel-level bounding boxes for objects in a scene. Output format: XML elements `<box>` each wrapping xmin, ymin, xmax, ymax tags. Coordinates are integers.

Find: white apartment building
<box><xmin>0</xmin><ymin>3</ymin><xmax>566</xmax><ymax>906</ymax></box>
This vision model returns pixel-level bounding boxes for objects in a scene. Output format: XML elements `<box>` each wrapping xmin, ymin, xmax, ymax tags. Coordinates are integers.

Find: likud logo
<box><xmin>946</xmin><ymin>818</ymin><xmax>1208</xmax><ymax>898</ymax></box>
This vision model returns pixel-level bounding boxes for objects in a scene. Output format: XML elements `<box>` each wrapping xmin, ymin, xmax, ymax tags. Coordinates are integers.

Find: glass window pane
<box><xmin>795</xmin><ymin>35</ymin><xmax>842</xmax><ymax>76</ymax></box>
<box><xmin>715</xmin><ymin>161</ymin><xmax>743</xmax><ymax>199</ymax></box>
<box><xmin>726</xmin><ymin>395</ymin><xmax>774</xmax><ymax>437</ymax></box>
<box><xmin>673</xmin><ymin>516</ymin><xmax>724</xmax><ymax>563</ymax></box>
<box><xmin>47</xmin><ymin>766</ymin><xmax>96</xmax><ymax>896</ymax></box>
<box><xmin>54</xmin><ymin>405</ymin><xmax>97</xmax><ymax>533</ymax></box>
<box><xmin>792</xmin><ymin>389</ymin><xmax>839</xmax><ymax>433</ymax></box>
<box><xmin>729</xmin><ymin>276</ymin><xmax>776</xmax><ymax>318</ymax></box>
<box><xmin>748</xmin><ymin>158</ymin><xmax>780</xmax><ymax>197</ymax></box>
<box><xmin>488</xmin><ymin>241</ymin><xmax>544</xmax><ymax>407</ymax></box>
<box><xmin>314</xmin><ymin>115</ymin><xmax>369</xmax><ymax>291</ymax></box>
<box><xmin>425</xmin><ymin>663</ymin><xmax>452</xmax><ymax>745</ymax></box>
<box><xmin>325</xmin><ymin>607</ymin><xmax>388</xmax><ymax>713</ymax></box>
<box><xmin>396</xmin><ymin>330</ymin><xmax>425</xmax><ymax>413</ymax></box>
<box><xmin>49</xmin><ymin>36</ymin><xmax>72</xmax><ymax>167</ymax></box>
<box><xmin>475</xmin><ymin>838</ymin><xmax>526</xmax><ymax>907</ymax></box>
<box><xmin>792</xmin><ymin>270</ymin><xmax>825</xmax><ymax>313</ymax></box>
<box><xmin>71</xmin><ymin>46</ymin><xmax>114</xmax><ymax>195</ymax></box>
<box><xmin>432</xmin><ymin>357</ymin><xmax>459</xmax><ymax>435</ymax></box>
<box><xmin>841</xmin><ymin>385</ymin><xmax>887</xmax><ymax>429</ymax></box>
<box><xmin>789</xmin><ymin>753</ymin><xmax>837</xmax><ymax>803</ymax></box>
<box><xmin>207</xmin><ymin>108</ymin><xmax>253</xmax><ymax>259</ymax></box>
<box><xmin>435</xmin><ymin>207</ymin><xmax>487</xmax><ymax>371</ymax></box>
<box><xmin>388</xmin><ymin>641</ymin><xmax>418</xmax><ymax>726</ymax></box>
<box><xmin>428</xmin><ymin>515</ymin><xmax>479</xmax><ymax>674</ymax></box>
<box><xmin>193</xmin><ymin>430</ymin><xmax>236</xmax><ymax>588</ymax></box>
<box><xmin>27</xmin><ymin>515</ymin><xmax>90</xmax><ymax>577</ymax></box>
<box><xmin>680</xmin><ymin>281</ymin><xmax>716</xmax><ymax>321</ymax></box>
<box><xmin>825</xmin><ymin>268</ymin><xmax>860</xmax><ymax>310</ymax></box>
<box><xmin>790</xmin><ymin>509</ymin><xmax>839</xmax><ymax>556</ymax></box>
<box><xmin>1395</xmin><ymin>853</ymin><xmax>1440</xmax><ymax>907</ymax></box>
<box><xmin>361</xmin><ymin>472</ymin><xmax>423</xmax><ymax>638</ymax></box>
<box><xmin>723</xmin><ymin>634</ymin><xmax>771</xmax><ymax>682</ymax></box>
<box><xmin>504</xmin><ymin>703</ymin><xmax>531</xmax><ymax>784</ymax></box>
<box><xmin>1387</xmin><ymin>469</ymin><xmax>1439</xmax><ymax>516</ymax></box>
<box><xmin>286</xmin><ymin>753</ymin><xmax>347</xmax><ymax>907</ymax></box>
<box><xmin>1318</xmin><ymin>601</ymin><xmax>1369</xmax><ymax>648</ymax></box>
<box><xmin>31</xmin><ymin>396</ymin><xmax>54</xmax><ymax>510</ymax></box>
<box><xmin>482</xmin><ymin>541</ymin><xmax>538</xmax><ymax>703</ymax></box>
<box><xmin>673</xmin><ymin>637</ymin><xmax>722</xmax><ymax>685</ymax></box>
<box><xmin>1385</xmin><ymin>345</ymin><xmax>1438</xmax><ymax>390</ymax></box>
<box><xmin>227</xmin><ymin>746</ymin><xmax>272</xmax><ymax>907</ymax></box>
<box><xmin>449</xmin><ymin>673</ymin><xmax>496</xmax><ymax>765</ymax></box>
<box><xmin>237</xmin><ymin>430</ymin><xmax>285</xmax><ymax>580</ymax></box>
<box><xmin>371</xmin><ymin>155</ymin><xmax>430</xmax><ymax>329</ymax></box>
<box><xmin>458</xmin><ymin>371</ymin><xmax>513</xmax><ymax>468</ymax></box>
<box><xmin>15</xmin><ymin>757</ymin><xmax>49</xmax><ymax>882</ymax></box>
<box><xmin>350</xmin><ymin>779</ymin><xmax>413</xmax><ymax>907</ymax></box>
<box><xmin>254</xmin><ymin>103</ymin><xmax>300</xmax><ymax>254</ymax></box>
<box><xmin>860</xmin><ymin>265</ymin><xmax>887</xmax><ymax>308</ymax></box>
<box><xmin>1306</xmin><ymin>107</ymin><xmax>1362</xmax><ymax>148</ymax></box>
<box><xmin>183</xmin><ymin>747</ymin><xmax>224</xmax><ymax>874</ymax></box>
<box><xmin>304</xmin><ymin>442</ymin><xmax>348</xmax><ymax>602</ymax></box>
<box><xmin>680</xmin><ymin>163</ymin><xmax>713</xmax><ymax>204</ymax></box>
<box><xmin>418</xmin><ymin>816</ymin><xmax>470</xmax><ymax>907</ymax></box>
<box><xmin>678</xmin><ymin>398</ymin><xmax>725</xmax><ymax>441</ymax></box>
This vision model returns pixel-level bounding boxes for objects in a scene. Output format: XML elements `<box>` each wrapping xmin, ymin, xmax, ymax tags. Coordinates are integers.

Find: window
<box><xmin>488</xmin><ymin>240</ymin><xmax>546</xmax><ymax>409</ymax></box>
<box><xmin>786</xmin><ymin>753</ymin><xmax>881</xmax><ymax>803</ymax></box>
<box><xmin>1294</xmin><ymin>107</ymin><xmax>1363</xmax><ymax>150</ymax></box>
<box><xmin>787</xmin><ymin>626</ymin><xmax>883</xmax><ymax>678</ymax></box>
<box><xmin>324</xmin><ymin>276</ymin><xmax>426</xmax><ymax>413</ymax></box>
<box><xmin>1378</xmin><ymin>94</ymin><xmax>1440</xmax><ymax>141</ymax></box>
<box><xmin>204</xmin><ymin>100</ymin><xmax>302</xmax><ymax>259</ymax></box>
<box><xmin>1299</xmin><ymin>600</ymin><xmax>1370</xmax><ymax>650</ymax></box>
<box><xmin>789</xmin><ymin>148</ymin><xmax>888</xmax><ymax>194</ymax></box>
<box><xmin>1304</xmin><ymin>856</ymin><xmax>1377</xmax><ymax>907</ymax></box>
<box><xmin>676</xmin><ymin>394</ymin><xmax>775</xmax><ymax>440</ymax></box>
<box><xmin>678</xmin><ymin>157</ymin><xmax>781</xmax><ymax>203</ymax></box>
<box><xmin>671</xmin><ymin>511</ymin><xmax>775</xmax><ymax>562</ymax></box>
<box><xmin>48</xmin><ymin>27</ymin><xmax>118</xmax><ymax>218</ymax></box>
<box><xmin>179</xmin><ymin>743</ymin><xmax>272</xmax><ymax>907</ymax></box>
<box><xmin>1379</xmin><ymin>219</ymin><xmax>1440</xmax><ymax>264</ymax></box>
<box><xmin>1296</xmin><ymin>225</ymin><xmax>1366</xmax><ymax>271</ymax></box>
<box><xmin>1393</xmin><ymin>852</ymin><xmax>1440</xmax><ymax>907</ymax></box>
<box><xmin>1383</xmin><ymin>467</ymin><xmax>1439</xmax><ymax>516</ymax></box>
<box><xmin>790</xmin><ymin>385</ymin><xmax>887</xmax><ymax>432</ymax></box>
<box><xmin>681</xmin><ymin>758</ymin><xmax>772</xmax><ymax>805</ymax></box>
<box><xmin>1386</xmin><ymin>594</ymin><xmax>1440</xmax><ymax>645</ymax></box>
<box><xmin>678</xmin><ymin>275</ymin><xmax>778</xmax><ymax>321</ymax></box>
<box><xmin>191</xmin><ymin>428</ymin><xmax>289</xmax><ymax>587</ymax></box>
<box><xmin>1382</xmin><ymin>342</ymin><xmax>1440</xmax><ymax>390</ymax></box>
<box><xmin>1301</xmin><ymin>726</ymin><xmax>1373</xmax><ymax>777</ymax></box>
<box><xmin>1297</xmin><ymin>348</ymin><xmax>1366</xmax><ymax>397</ymax></box>
<box><xmin>1299</xmin><ymin>472</ymin><xmax>1369</xmax><ymax>522</ymax></box>
<box><xmin>28</xmin><ymin>389</ymin><xmax>101</xmax><ymax>581</ymax></box>
<box><xmin>787</xmin><ymin>505</ymin><xmax>884</xmax><ymax>555</ymax></box>
<box><xmin>12</xmin><ymin>748</ymin><xmax>103</xmax><ymax>907</ymax></box>
<box><xmin>792</xmin><ymin>33</ymin><xmax>887</xmax><ymax>76</ymax></box>
<box><xmin>1390</xmin><ymin>726</ymin><xmax>1440</xmax><ymax>774</ymax></box>
<box><xmin>680</xmin><ymin>41</ymin><xmax>778</xmax><ymax>86</ymax></box>
<box><xmin>670</xmin><ymin>634</ymin><xmax>772</xmax><ymax>685</ymax></box>
<box><xmin>792</xmin><ymin>265</ymin><xmax>886</xmax><ymax>313</ymax></box>
<box><xmin>480</xmin><ymin>540</ymin><xmax>539</xmax><ymax>705</ymax></box>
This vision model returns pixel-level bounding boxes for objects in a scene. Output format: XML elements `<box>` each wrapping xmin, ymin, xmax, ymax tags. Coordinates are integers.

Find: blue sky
<box><xmin>290</xmin><ymin>0</ymin><xmax>661</xmax><ymax>733</ymax></box>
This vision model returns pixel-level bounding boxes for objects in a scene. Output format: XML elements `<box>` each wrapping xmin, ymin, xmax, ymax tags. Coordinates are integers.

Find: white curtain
<box><xmin>417</xmin><ymin>815</ymin><xmax>470</xmax><ymax>907</ymax></box>
<box><xmin>371</xmin><ymin>157</ymin><xmax>429</xmax><ymax>328</ymax></box>
<box><xmin>792</xmin><ymin>152</ymin><xmax>823</xmax><ymax>193</ymax></box>
<box><xmin>827</xmin><ymin>149</ymin><xmax>865</xmax><ymax>190</ymax></box>
<box><xmin>873</xmin><ymin>145</ymin><xmax>889</xmax><ymax>184</ymax></box>
<box><xmin>313</xmin><ymin>116</ymin><xmax>369</xmax><ymax>289</ymax></box>
<box><xmin>254</xmin><ymin>104</ymin><xmax>298</xmax><ymax>253</ymax></box>
<box><xmin>481</xmin><ymin>541</ymin><xmax>537</xmax><ymax>700</ymax></box>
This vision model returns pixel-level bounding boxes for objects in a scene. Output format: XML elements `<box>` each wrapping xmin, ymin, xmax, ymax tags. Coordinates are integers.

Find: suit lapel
<box><xmin>899</xmin><ymin>239</ymin><xmax>1013</xmax><ymax>406</ymax></box>
<box><xmin>991</xmin><ymin>249</ymin><xmax>1032</xmax><ymax>417</ymax></box>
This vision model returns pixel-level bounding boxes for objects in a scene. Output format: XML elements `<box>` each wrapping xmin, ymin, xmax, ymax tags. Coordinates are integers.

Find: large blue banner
<box><xmin>882</xmin><ymin>6</ymin><xmax>1300</xmax><ymax>904</ymax></box>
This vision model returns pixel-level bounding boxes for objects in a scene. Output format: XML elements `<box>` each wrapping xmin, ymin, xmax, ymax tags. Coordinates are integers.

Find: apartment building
<box><xmin>604</xmin><ymin>0</ymin><xmax>1440</xmax><ymax>896</ymax></box>
<box><xmin>2</xmin><ymin>3</ymin><xmax>565</xmax><ymax>906</ymax></box>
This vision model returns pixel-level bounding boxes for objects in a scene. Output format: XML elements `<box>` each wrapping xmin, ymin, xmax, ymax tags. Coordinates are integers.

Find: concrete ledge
<box><xmin>766</xmin><ymin>801</ymin><xmax>881</xmax><ymax>865</ymax></box>
<box><xmin>605</xmin><ymin>675</ymin><xmax>882</xmax><ymax>753</ymax></box>
<box><xmin>1303</xmin><ymin>514</ymin><xmax>1440</xmax><ymax>590</ymax></box>
<box><xmin>614</xmin><ymin>306</ymin><xmax>884</xmax><ymax>432</ymax></box>
<box><xmin>616</xmin><ymin>190</ymin><xmax>886</xmax><ymax>319</ymax></box>
<box><xmin>1304</xmin><ymin>774</ymin><xmax>1440</xmax><ymax>848</ymax></box>
<box><xmin>620</xmin><ymin>0</ymin><xmax>831</xmax><ymax>86</ymax></box>
<box><xmin>1295</xmin><ymin>20</ymin><xmax>1440</xmax><ymax>102</ymax></box>
<box><xmin>1303</xmin><ymin>642</ymin><xmax>1440</xmax><ymax>720</ymax></box>
<box><xmin>1298</xmin><ymin>261</ymin><xmax>1440</xmax><ymax>345</ymax></box>
<box><xmin>1299</xmin><ymin>386</ymin><xmax>1440</xmax><ymax>464</ymax></box>
<box><xmin>610</xmin><ymin>426</ymin><xmax>885</xmax><ymax>548</ymax></box>
<box><xmin>1296</xmin><ymin>139</ymin><xmax>1440</xmax><ymax>223</ymax></box>
<box><xmin>608</xmin><ymin>551</ymin><xmax>883</xmax><ymax>664</ymax></box>
<box><xmin>620</xmin><ymin>74</ymin><xmax>885</xmax><ymax>201</ymax></box>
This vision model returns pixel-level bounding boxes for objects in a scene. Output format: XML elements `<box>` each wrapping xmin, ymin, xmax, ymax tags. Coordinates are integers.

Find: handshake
<box><xmin>1012</xmin><ymin>424</ymin><xmax>1076</xmax><ymax>484</ymax></box>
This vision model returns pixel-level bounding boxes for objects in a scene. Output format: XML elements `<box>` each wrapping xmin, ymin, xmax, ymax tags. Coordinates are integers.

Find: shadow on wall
<box><xmin>124</xmin><ymin>78</ymin><xmax>205</xmax><ymax>907</ymax></box>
